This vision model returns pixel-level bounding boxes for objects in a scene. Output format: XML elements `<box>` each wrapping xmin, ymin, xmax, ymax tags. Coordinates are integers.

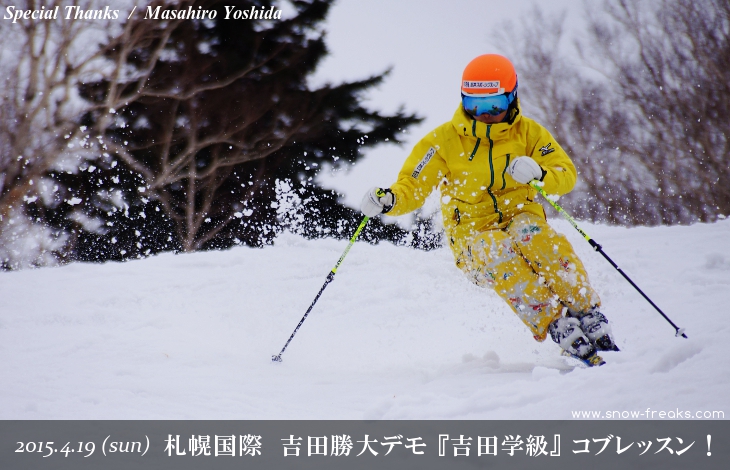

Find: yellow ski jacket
<box><xmin>388</xmin><ymin>102</ymin><xmax>577</xmax><ymax>263</ymax></box>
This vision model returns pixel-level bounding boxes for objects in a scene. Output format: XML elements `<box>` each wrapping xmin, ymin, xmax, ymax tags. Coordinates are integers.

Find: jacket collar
<box><xmin>451</xmin><ymin>100</ymin><xmax>522</xmax><ymax>140</ymax></box>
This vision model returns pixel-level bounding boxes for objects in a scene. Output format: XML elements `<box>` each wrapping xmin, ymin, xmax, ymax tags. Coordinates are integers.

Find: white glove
<box><xmin>360</xmin><ymin>187</ymin><xmax>395</xmax><ymax>217</ymax></box>
<box><xmin>507</xmin><ymin>156</ymin><xmax>544</xmax><ymax>184</ymax></box>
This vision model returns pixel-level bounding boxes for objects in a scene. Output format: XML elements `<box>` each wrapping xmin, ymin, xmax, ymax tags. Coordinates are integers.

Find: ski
<box><xmin>560</xmin><ymin>350</ymin><xmax>606</xmax><ymax>367</ymax></box>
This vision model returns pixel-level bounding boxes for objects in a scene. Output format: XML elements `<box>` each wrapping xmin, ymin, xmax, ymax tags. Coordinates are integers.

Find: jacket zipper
<box><xmin>469</xmin><ymin>120</ymin><xmax>481</xmax><ymax>161</ymax></box>
<box><xmin>501</xmin><ymin>154</ymin><xmax>511</xmax><ymax>190</ymax></box>
<box><xmin>485</xmin><ymin>125</ymin><xmax>503</xmax><ymax>224</ymax></box>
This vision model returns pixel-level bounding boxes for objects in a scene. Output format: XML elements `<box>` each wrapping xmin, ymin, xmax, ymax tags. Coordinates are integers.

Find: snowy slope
<box><xmin>1</xmin><ymin>218</ymin><xmax>729</xmax><ymax>419</ymax></box>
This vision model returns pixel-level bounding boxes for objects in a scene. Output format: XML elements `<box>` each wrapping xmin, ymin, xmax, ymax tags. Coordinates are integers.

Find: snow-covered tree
<box><xmin>0</xmin><ymin>0</ymin><xmax>139</xmax><ymax>268</ymax></box>
<box><xmin>1</xmin><ymin>0</ymin><xmax>426</xmax><ymax>267</ymax></box>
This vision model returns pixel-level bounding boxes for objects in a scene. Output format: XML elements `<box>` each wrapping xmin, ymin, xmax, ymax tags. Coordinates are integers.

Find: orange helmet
<box><xmin>461</xmin><ymin>54</ymin><xmax>517</xmax><ymax>96</ymax></box>
<box><xmin>461</xmin><ymin>54</ymin><xmax>519</xmax><ymax>117</ymax></box>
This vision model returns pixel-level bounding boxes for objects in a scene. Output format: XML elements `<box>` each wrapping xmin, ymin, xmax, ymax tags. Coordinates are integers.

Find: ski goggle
<box><xmin>461</xmin><ymin>84</ymin><xmax>518</xmax><ymax>116</ymax></box>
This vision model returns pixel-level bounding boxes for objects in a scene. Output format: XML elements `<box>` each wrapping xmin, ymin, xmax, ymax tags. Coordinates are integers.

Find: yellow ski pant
<box><xmin>462</xmin><ymin>213</ymin><xmax>600</xmax><ymax>341</ymax></box>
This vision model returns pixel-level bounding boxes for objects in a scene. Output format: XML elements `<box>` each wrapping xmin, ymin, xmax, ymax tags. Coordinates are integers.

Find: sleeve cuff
<box><xmin>382</xmin><ymin>188</ymin><xmax>395</xmax><ymax>213</ymax></box>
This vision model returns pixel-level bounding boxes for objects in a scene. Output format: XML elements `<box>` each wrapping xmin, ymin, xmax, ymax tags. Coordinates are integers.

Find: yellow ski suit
<box><xmin>388</xmin><ymin>103</ymin><xmax>600</xmax><ymax>340</ymax></box>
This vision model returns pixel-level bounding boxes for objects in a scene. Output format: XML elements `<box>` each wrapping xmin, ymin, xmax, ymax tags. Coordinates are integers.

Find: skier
<box><xmin>360</xmin><ymin>54</ymin><xmax>618</xmax><ymax>365</ymax></box>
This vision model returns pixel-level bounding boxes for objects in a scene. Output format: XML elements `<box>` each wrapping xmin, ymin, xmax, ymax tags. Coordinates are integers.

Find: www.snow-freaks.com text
<box><xmin>571</xmin><ymin>409</ymin><xmax>725</xmax><ymax>419</ymax></box>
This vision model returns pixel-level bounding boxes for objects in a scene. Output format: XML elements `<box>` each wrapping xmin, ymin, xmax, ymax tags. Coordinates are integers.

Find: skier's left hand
<box><xmin>508</xmin><ymin>156</ymin><xmax>546</xmax><ymax>184</ymax></box>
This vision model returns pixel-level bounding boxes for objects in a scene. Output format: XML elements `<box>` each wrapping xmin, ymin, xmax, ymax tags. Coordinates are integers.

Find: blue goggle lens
<box><xmin>462</xmin><ymin>92</ymin><xmax>515</xmax><ymax>116</ymax></box>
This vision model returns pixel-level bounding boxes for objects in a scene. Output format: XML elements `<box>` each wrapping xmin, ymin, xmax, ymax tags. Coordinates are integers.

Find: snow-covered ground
<box><xmin>2</xmin><ymin>217</ymin><xmax>728</xmax><ymax>419</ymax></box>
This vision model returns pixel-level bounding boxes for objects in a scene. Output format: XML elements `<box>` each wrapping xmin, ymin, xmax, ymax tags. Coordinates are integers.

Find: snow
<box><xmin>1</xmin><ymin>218</ymin><xmax>728</xmax><ymax>419</ymax></box>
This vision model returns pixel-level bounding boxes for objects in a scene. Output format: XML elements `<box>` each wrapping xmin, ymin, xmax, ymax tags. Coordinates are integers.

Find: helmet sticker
<box><xmin>463</xmin><ymin>80</ymin><xmax>500</xmax><ymax>89</ymax></box>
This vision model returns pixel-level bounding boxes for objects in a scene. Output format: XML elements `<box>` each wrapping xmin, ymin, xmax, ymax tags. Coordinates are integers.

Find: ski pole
<box><xmin>272</xmin><ymin>215</ymin><xmax>371</xmax><ymax>362</ymax></box>
<box><xmin>529</xmin><ymin>181</ymin><xmax>687</xmax><ymax>339</ymax></box>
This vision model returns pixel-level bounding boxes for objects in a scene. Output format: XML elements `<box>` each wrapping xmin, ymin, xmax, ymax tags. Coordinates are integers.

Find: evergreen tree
<box><xmin>47</xmin><ymin>0</ymin><xmax>432</xmax><ymax>262</ymax></box>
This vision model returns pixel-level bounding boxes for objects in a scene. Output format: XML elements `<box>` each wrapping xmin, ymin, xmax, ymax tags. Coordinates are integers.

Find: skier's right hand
<box><xmin>360</xmin><ymin>187</ymin><xmax>395</xmax><ymax>216</ymax></box>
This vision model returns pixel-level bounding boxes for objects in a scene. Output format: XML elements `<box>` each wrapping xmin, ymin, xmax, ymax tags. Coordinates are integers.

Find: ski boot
<box><xmin>568</xmin><ymin>308</ymin><xmax>620</xmax><ymax>352</ymax></box>
<box><xmin>548</xmin><ymin>317</ymin><xmax>605</xmax><ymax>367</ymax></box>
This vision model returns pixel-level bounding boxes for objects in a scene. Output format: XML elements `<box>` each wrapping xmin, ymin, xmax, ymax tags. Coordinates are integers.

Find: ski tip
<box><xmin>586</xmin><ymin>354</ymin><xmax>606</xmax><ymax>367</ymax></box>
<box><xmin>271</xmin><ymin>355</ymin><xmax>282</xmax><ymax>363</ymax></box>
<box><xmin>561</xmin><ymin>350</ymin><xmax>606</xmax><ymax>367</ymax></box>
